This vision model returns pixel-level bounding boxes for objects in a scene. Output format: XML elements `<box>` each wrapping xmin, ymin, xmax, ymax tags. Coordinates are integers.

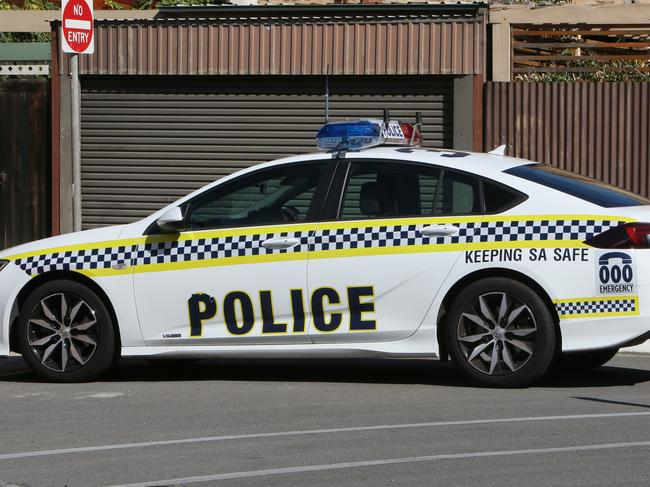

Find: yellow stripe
<box><xmin>310</xmin><ymin>213</ymin><xmax>634</xmax><ymax>231</ymax></box>
<box><xmin>557</xmin><ymin>310</ymin><xmax>639</xmax><ymax>319</ymax></box>
<box><xmin>5</xmin><ymin>213</ymin><xmax>632</xmax><ymax>262</ymax></box>
<box><xmin>553</xmin><ymin>295</ymin><xmax>638</xmax><ymax>304</ymax></box>
<box><xmin>479</xmin><ymin>214</ymin><xmax>635</xmax><ymax>224</ymax></box>
<box><xmin>7</xmin><ymin>237</ymin><xmax>147</xmax><ymax>261</ymax></box>
<box><xmin>68</xmin><ymin>238</ymin><xmax>589</xmax><ymax>277</ymax></box>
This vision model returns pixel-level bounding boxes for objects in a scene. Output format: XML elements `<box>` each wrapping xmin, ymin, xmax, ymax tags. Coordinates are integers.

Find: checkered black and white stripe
<box><xmin>133</xmin><ymin>232</ymin><xmax>309</xmax><ymax>266</ymax></box>
<box><xmin>471</xmin><ymin>219</ymin><xmax>624</xmax><ymax>243</ymax></box>
<box><xmin>309</xmin><ymin>219</ymin><xmax>624</xmax><ymax>251</ymax></box>
<box><xmin>13</xmin><ymin>232</ymin><xmax>311</xmax><ymax>276</ymax></box>
<box><xmin>11</xmin><ymin>217</ymin><xmax>625</xmax><ymax>276</ymax></box>
<box><xmin>556</xmin><ymin>298</ymin><xmax>637</xmax><ymax>317</ymax></box>
<box><xmin>13</xmin><ymin>246</ymin><xmax>136</xmax><ymax>276</ymax></box>
<box><xmin>310</xmin><ymin>223</ymin><xmax>477</xmax><ymax>251</ymax></box>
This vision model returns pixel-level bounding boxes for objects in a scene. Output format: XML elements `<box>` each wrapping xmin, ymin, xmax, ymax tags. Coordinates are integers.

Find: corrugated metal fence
<box><xmin>58</xmin><ymin>17</ymin><xmax>485</xmax><ymax>76</ymax></box>
<box><xmin>484</xmin><ymin>82</ymin><xmax>650</xmax><ymax>197</ymax></box>
<box><xmin>0</xmin><ymin>79</ymin><xmax>50</xmax><ymax>250</ymax></box>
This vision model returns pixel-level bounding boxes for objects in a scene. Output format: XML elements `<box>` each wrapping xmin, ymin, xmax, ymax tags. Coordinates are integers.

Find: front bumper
<box><xmin>0</xmin><ymin>263</ymin><xmax>31</xmax><ymax>356</ymax></box>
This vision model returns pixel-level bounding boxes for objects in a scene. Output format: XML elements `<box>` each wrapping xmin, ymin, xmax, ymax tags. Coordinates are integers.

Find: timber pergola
<box><xmin>489</xmin><ymin>3</ymin><xmax>650</xmax><ymax>81</ymax></box>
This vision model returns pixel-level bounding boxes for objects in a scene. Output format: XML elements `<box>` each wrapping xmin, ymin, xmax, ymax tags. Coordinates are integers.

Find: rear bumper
<box><xmin>561</xmin><ymin>314</ymin><xmax>650</xmax><ymax>352</ymax></box>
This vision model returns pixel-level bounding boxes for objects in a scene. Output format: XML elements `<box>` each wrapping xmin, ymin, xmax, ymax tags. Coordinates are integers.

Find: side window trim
<box><xmin>309</xmin><ymin>158</ymin><xmax>345</xmax><ymax>222</ymax></box>
<box><xmin>432</xmin><ymin>168</ymin><xmax>444</xmax><ymax>215</ymax></box>
<box><xmin>323</xmin><ymin>158</ymin><xmax>352</xmax><ymax>221</ymax></box>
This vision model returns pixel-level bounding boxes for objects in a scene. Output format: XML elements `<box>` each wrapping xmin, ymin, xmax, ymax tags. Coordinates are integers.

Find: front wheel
<box><xmin>445</xmin><ymin>277</ymin><xmax>557</xmax><ymax>388</ymax></box>
<box><xmin>17</xmin><ymin>279</ymin><xmax>116</xmax><ymax>382</ymax></box>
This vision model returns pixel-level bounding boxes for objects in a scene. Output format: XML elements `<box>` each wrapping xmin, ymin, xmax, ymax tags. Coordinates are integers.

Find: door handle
<box><xmin>261</xmin><ymin>237</ymin><xmax>301</xmax><ymax>250</ymax></box>
<box><xmin>418</xmin><ymin>224</ymin><xmax>459</xmax><ymax>238</ymax></box>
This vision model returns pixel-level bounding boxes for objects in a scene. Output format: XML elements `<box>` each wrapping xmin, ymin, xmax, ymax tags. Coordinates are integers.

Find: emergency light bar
<box><xmin>316</xmin><ymin>111</ymin><xmax>422</xmax><ymax>152</ymax></box>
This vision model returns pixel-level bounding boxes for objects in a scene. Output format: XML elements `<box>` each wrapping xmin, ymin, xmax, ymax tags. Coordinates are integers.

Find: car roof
<box><xmin>273</xmin><ymin>146</ymin><xmax>534</xmax><ymax>178</ymax></box>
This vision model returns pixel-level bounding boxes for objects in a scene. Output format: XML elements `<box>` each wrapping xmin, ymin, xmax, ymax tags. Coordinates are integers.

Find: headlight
<box><xmin>0</xmin><ymin>260</ymin><xmax>9</xmax><ymax>272</ymax></box>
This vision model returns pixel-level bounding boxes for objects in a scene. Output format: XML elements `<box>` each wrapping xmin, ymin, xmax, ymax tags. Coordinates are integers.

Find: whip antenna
<box><xmin>324</xmin><ymin>64</ymin><xmax>330</xmax><ymax>123</ymax></box>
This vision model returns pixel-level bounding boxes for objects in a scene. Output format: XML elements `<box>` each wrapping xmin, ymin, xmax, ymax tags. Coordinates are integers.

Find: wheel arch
<box><xmin>10</xmin><ymin>271</ymin><xmax>122</xmax><ymax>358</ymax></box>
<box><xmin>436</xmin><ymin>267</ymin><xmax>561</xmax><ymax>361</ymax></box>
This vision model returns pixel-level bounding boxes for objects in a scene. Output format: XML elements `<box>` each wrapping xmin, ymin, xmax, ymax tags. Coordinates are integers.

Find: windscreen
<box><xmin>505</xmin><ymin>164</ymin><xmax>650</xmax><ymax>208</ymax></box>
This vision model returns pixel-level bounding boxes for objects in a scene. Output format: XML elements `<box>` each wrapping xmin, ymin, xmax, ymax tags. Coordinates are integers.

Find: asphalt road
<box><xmin>1</xmin><ymin>354</ymin><xmax>650</xmax><ymax>487</ymax></box>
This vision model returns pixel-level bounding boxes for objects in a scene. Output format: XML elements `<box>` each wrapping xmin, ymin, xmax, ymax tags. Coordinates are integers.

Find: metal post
<box><xmin>70</xmin><ymin>53</ymin><xmax>81</xmax><ymax>232</ymax></box>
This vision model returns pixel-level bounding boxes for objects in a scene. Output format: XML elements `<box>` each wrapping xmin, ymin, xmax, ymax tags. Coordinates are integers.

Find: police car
<box><xmin>1</xmin><ymin>115</ymin><xmax>649</xmax><ymax>387</ymax></box>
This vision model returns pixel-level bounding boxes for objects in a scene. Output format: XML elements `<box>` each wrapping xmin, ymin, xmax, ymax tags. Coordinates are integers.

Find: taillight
<box><xmin>585</xmin><ymin>222</ymin><xmax>650</xmax><ymax>248</ymax></box>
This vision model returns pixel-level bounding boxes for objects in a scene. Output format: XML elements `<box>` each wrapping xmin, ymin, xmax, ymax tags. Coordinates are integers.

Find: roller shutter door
<box><xmin>80</xmin><ymin>75</ymin><xmax>454</xmax><ymax>229</ymax></box>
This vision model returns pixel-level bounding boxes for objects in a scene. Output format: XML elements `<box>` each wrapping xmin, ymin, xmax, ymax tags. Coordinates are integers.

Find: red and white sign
<box><xmin>61</xmin><ymin>0</ymin><xmax>94</xmax><ymax>55</ymax></box>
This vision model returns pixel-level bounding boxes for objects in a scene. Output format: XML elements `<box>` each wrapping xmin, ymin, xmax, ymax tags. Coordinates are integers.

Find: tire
<box><xmin>556</xmin><ymin>348</ymin><xmax>618</xmax><ymax>372</ymax></box>
<box><xmin>445</xmin><ymin>277</ymin><xmax>557</xmax><ymax>388</ymax></box>
<box><xmin>16</xmin><ymin>279</ymin><xmax>116</xmax><ymax>382</ymax></box>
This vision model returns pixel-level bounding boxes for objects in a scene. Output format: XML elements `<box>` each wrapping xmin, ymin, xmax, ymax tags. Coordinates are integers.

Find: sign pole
<box><xmin>62</xmin><ymin>0</ymin><xmax>93</xmax><ymax>232</ymax></box>
<box><xmin>70</xmin><ymin>52</ymin><xmax>81</xmax><ymax>232</ymax></box>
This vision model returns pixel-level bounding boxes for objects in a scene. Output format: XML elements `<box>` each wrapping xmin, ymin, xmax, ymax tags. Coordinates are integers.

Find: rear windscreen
<box><xmin>505</xmin><ymin>164</ymin><xmax>650</xmax><ymax>208</ymax></box>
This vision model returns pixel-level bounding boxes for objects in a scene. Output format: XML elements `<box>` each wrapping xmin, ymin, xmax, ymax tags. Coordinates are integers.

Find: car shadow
<box><xmin>540</xmin><ymin>364</ymin><xmax>650</xmax><ymax>388</ymax></box>
<box><xmin>0</xmin><ymin>356</ymin><xmax>464</xmax><ymax>386</ymax></box>
<box><xmin>1</xmin><ymin>356</ymin><xmax>650</xmax><ymax>388</ymax></box>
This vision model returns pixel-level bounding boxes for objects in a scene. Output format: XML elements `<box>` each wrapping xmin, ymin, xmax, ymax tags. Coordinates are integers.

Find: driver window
<box><xmin>186</xmin><ymin>163</ymin><xmax>325</xmax><ymax>230</ymax></box>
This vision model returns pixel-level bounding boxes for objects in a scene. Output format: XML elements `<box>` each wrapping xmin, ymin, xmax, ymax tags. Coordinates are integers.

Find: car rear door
<box><xmin>306</xmin><ymin>159</ymin><xmax>482</xmax><ymax>343</ymax></box>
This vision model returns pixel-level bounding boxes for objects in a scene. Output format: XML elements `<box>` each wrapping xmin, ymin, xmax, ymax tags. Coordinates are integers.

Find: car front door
<box><xmin>306</xmin><ymin>159</ymin><xmax>482</xmax><ymax>343</ymax></box>
<box><xmin>133</xmin><ymin>160</ymin><xmax>330</xmax><ymax>346</ymax></box>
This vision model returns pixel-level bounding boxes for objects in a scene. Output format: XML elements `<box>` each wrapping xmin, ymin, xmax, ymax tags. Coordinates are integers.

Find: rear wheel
<box><xmin>445</xmin><ymin>277</ymin><xmax>557</xmax><ymax>388</ymax></box>
<box><xmin>556</xmin><ymin>348</ymin><xmax>618</xmax><ymax>372</ymax></box>
<box><xmin>17</xmin><ymin>279</ymin><xmax>116</xmax><ymax>382</ymax></box>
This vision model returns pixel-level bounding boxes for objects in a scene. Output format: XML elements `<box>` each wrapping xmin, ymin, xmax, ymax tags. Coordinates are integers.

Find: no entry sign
<box><xmin>61</xmin><ymin>0</ymin><xmax>94</xmax><ymax>55</ymax></box>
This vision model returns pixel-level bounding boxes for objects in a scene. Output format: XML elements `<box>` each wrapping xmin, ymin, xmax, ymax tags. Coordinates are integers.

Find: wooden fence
<box><xmin>0</xmin><ymin>79</ymin><xmax>51</xmax><ymax>250</ymax></box>
<box><xmin>484</xmin><ymin>81</ymin><xmax>650</xmax><ymax>197</ymax></box>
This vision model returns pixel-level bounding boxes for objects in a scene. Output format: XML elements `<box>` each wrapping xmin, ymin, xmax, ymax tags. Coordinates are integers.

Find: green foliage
<box><xmin>0</xmin><ymin>0</ymin><xmax>57</xmax><ymax>10</ymax></box>
<box><xmin>0</xmin><ymin>0</ymin><xmax>54</xmax><ymax>42</ymax></box>
<box><xmin>158</xmin><ymin>0</ymin><xmax>221</xmax><ymax>6</ymax></box>
<box><xmin>102</xmin><ymin>0</ymin><xmax>125</xmax><ymax>9</ymax></box>
<box><xmin>0</xmin><ymin>32</ymin><xmax>51</xmax><ymax>42</ymax></box>
<box><xmin>515</xmin><ymin>60</ymin><xmax>650</xmax><ymax>82</ymax></box>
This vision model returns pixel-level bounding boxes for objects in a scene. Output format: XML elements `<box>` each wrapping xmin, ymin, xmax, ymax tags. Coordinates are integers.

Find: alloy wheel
<box><xmin>456</xmin><ymin>292</ymin><xmax>537</xmax><ymax>376</ymax></box>
<box><xmin>26</xmin><ymin>292</ymin><xmax>99</xmax><ymax>373</ymax></box>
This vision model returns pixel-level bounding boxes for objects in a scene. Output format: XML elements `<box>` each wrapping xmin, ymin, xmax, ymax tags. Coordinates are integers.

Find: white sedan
<box><xmin>1</xmin><ymin>119</ymin><xmax>649</xmax><ymax>387</ymax></box>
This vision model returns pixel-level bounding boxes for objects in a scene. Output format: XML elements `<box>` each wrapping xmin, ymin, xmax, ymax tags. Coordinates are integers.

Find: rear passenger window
<box><xmin>338</xmin><ymin>161</ymin><xmax>484</xmax><ymax>220</ymax></box>
<box><xmin>483</xmin><ymin>180</ymin><xmax>524</xmax><ymax>213</ymax></box>
<box><xmin>437</xmin><ymin>171</ymin><xmax>481</xmax><ymax>215</ymax></box>
<box><xmin>339</xmin><ymin>162</ymin><xmax>441</xmax><ymax>220</ymax></box>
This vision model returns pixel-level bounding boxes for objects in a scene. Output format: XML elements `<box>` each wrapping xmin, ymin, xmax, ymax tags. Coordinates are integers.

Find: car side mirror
<box><xmin>156</xmin><ymin>207</ymin><xmax>185</xmax><ymax>233</ymax></box>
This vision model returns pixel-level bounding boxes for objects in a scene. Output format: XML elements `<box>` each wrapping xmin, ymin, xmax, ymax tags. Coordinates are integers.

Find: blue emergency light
<box><xmin>316</xmin><ymin>121</ymin><xmax>382</xmax><ymax>151</ymax></box>
<box><xmin>316</xmin><ymin>112</ymin><xmax>422</xmax><ymax>152</ymax></box>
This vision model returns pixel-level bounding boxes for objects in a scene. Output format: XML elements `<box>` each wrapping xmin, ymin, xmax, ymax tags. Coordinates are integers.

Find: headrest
<box><xmin>360</xmin><ymin>181</ymin><xmax>394</xmax><ymax>216</ymax></box>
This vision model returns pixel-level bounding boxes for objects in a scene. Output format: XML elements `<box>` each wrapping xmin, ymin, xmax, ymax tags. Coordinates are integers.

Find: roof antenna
<box><xmin>383</xmin><ymin>108</ymin><xmax>390</xmax><ymax>124</ymax></box>
<box><xmin>324</xmin><ymin>64</ymin><xmax>330</xmax><ymax>123</ymax></box>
